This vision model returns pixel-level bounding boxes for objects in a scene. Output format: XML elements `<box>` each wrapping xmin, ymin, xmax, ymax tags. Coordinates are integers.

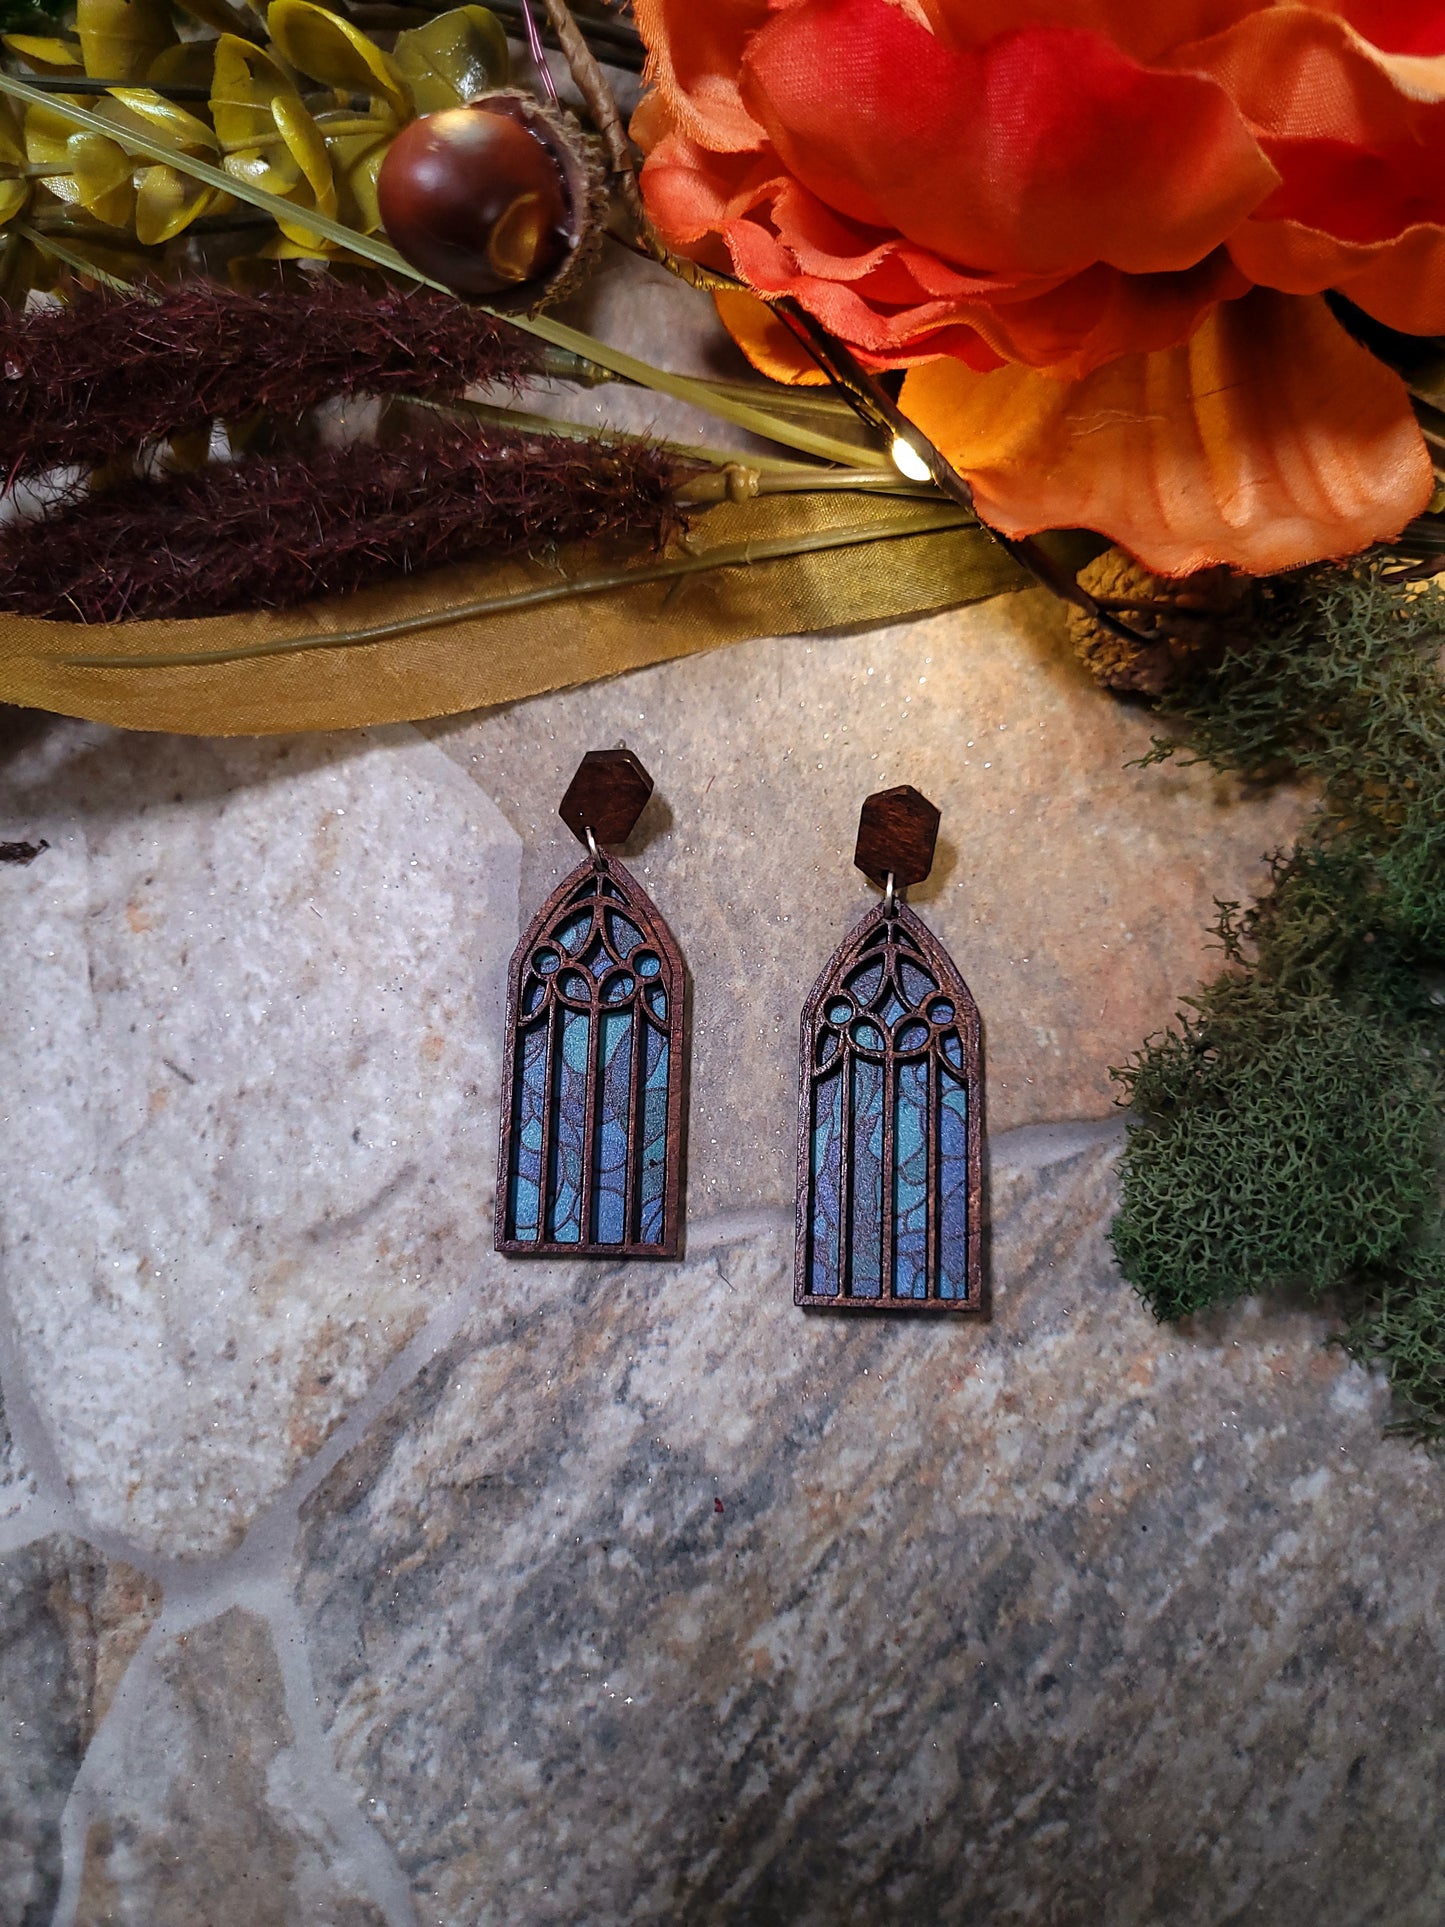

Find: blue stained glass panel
<box><xmin>607</xmin><ymin>911</ymin><xmax>645</xmax><ymax>957</ymax></box>
<box><xmin>507</xmin><ymin>1018</ymin><xmax>548</xmax><ymax>1241</ymax></box>
<box><xmin>900</xmin><ymin>960</ymin><xmax>938</xmax><ymax>1008</ymax></box>
<box><xmin>938</xmin><ymin>1071</ymin><xmax>970</xmax><ymax>1298</ymax></box>
<box><xmin>555</xmin><ymin>911</ymin><xmax>591</xmax><ymax>954</ymax></box>
<box><xmin>893</xmin><ymin>1058</ymin><xmax>929</xmax><ymax>1298</ymax></box>
<box><xmin>546</xmin><ymin>1008</ymin><xmax>590</xmax><ymax>1243</ymax></box>
<box><xmin>846</xmin><ymin>960</ymin><xmax>884</xmax><ymax>1003</ymax></box>
<box><xmin>799</xmin><ymin>906</ymin><xmax>976</xmax><ymax>1306</ymax></box>
<box><xmin>638</xmin><ymin>1024</ymin><xmax>670</xmax><ymax>1244</ymax></box>
<box><xmin>592</xmin><ymin>1009</ymin><xmax>633</xmax><ymax>1243</ymax></box>
<box><xmin>809</xmin><ymin>1066</ymin><xmax>843</xmax><ymax>1296</ymax></box>
<box><xmin>849</xmin><ymin>1055</ymin><xmax>884</xmax><ymax>1297</ymax></box>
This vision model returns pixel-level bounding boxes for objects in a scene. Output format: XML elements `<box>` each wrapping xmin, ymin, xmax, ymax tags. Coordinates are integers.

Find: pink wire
<box><xmin>519</xmin><ymin>0</ymin><xmax>561</xmax><ymax>107</ymax></box>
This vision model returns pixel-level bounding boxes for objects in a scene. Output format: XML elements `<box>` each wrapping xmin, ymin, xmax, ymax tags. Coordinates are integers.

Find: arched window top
<box><xmin>797</xmin><ymin>900</ymin><xmax>981</xmax><ymax>1311</ymax></box>
<box><xmin>498</xmin><ymin>856</ymin><xmax>684</xmax><ymax>1258</ymax></box>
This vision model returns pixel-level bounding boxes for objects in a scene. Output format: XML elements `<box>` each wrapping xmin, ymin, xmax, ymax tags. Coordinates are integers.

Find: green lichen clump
<box><xmin>1111</xmin><ymin>566</ymin><xmax>1445</xmax><ymax>1443</ymax></box>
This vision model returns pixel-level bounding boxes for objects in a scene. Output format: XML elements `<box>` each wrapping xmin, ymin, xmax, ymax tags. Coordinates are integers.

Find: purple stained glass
<box><xmin>499</xmin><ymin>855</ymin><xmax>683</xmax><ymax>1258</ymax></box>
<box><xmin>849</xmin><ymin>1053</ymin><xmax>884</xmax><ymax>1297</ymax></box>
<box><xmin>593</xmin><ymin>1009</ymin><xmax>633</xmax><ymax>1243</ymax></box>
<box><xmin>938</xmin><ymin>1071</ymin><xmax>970</xmax><ymax>1299</ymax></box>
<box><xmin>546</xmin><ymin>1007</ymin><xmax>590</xmax><ymax>1244</ymax></box>
<box><xmin>893</xmin><ymin>1057</ymin><xmax>929</xmax><ymax>1298</ymax></box>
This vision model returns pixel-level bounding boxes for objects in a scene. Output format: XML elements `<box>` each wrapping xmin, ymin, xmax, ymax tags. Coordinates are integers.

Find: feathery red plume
<box><xmin>0</xmin><ymin>427</ymin><xmax>684</xmax><ymax>622</ymax></box>
<box><xmin>0</xmin><ymin>280</ymin><xmax>539</xmax><ymax>482</ymax></box>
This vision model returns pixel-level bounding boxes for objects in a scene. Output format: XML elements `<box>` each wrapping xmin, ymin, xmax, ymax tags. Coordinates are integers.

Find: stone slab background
<box><xmin>1</xmin><ymin>577</ymin><xmax>1441</xmax><ymax>1924</ymax></box>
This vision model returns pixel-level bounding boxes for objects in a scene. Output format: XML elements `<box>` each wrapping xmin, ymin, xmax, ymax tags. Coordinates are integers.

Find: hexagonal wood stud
<box><xmin>559</xmin><ymin>747</ymin><xmax>654</xmax><ymax>848</ymax></box>
<box><xmin>854</xmin><ymin>784</ymin><xmax>940</xmax><ymax>888</ymax></box>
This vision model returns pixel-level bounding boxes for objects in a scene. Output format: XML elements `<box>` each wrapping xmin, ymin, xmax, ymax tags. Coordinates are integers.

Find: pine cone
<box><xmin>1066</xmin><ymin>549</ymin><xmax>1256</xmax><ymax>697</ymax></box>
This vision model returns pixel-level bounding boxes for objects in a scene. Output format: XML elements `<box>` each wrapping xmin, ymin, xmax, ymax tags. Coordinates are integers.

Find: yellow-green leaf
<box><xmin>146</xmin><ymin>41</ymin><xmax>218</xmax><ymax>94</ymax></box>
<box><xmin>67</xmin><ymin>130</ymin><xmax>136</xmax><ymax>225</ymax></box>
<box><xmin>314</xmin><ymin>106</ymin><xmax>389</xmax><ymax>231</ymax></box>
<box><xmin>2</xmin><ymin>34</ymin><xmax>84</xmax><ymax>75</ymax></box>
<box><xmin>213</xmin><ymin>36</ymin><xmax>337</xmax><ymax>247</ymax></box>
<box><xmin>134</xmin><ymin>162</ymin><xmax>221</xmax><ymax>243</ymax></box>
<box><xmin>0</xmin><ymin>228</ymin><xmax>43</xmax><ymax>303</ymax></box>
<box><xmin>267</xmin><ymin>0</ymin><xmax>411</xmax><ymax>120</ymax></box>
<box><xmin>77</xmin><ymin>0</ymin><xmax>176</xmax><ymax>84</ymax></box>
<box><xmin>0</xmin><ymin>97</ymin><xmax>27</xmax><ymax>226</ymax></box>
<box><xmin>393</xmin><ymin>6</ymin><xmax>508</xmax><ymax>114</ymax></box>
<box><xmin>24</xmin><ymin>102</ymin><xmax>134</xmax><ymax>226</ymax></box>
<box><xmin>339</xmin><ymin>134</ymin><xmax>387</xmax><ymax>231</ymax></box>
<box><xmin>102</xmin><ymin>89</ymin><xmax>219</xmax><ymax>153</ymax></box>
<box><xmin>24</xmin><ymin>219</ymin><xmax>152</xmax><ymax>288</ymax></box>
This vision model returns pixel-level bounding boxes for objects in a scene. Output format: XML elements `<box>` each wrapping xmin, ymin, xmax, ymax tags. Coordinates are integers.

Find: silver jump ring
<box><xmin>585</xmin><ymin>826</ymin><xmax>600</xmax><ymax>863</ymax></box>
<box><xmin>884</xmin><ymin>871</ymin><xmax>897</xmax><ymax>916</ymax></box>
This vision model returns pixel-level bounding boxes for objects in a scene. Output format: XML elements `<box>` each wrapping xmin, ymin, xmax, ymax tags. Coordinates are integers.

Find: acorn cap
<box><xmin>378</xmin><ymin>88</ymin><xmax>606</xmax><ymax>314</ymax></box>
<box><xmin>475</xmin><ymin>91</ymin><xmax>607</xmax><ymax>314</ymax></box>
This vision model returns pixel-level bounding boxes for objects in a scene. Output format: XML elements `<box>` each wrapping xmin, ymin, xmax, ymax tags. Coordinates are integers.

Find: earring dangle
<box><xmin>497</xmin><ymin>748</ymin><xmax>686</xmax><ymax>1259</ymax></box>
<box><xmin>796</xmin><ymin>786</ymin><xmax>983</xmax><ymax>1312</ymax></box>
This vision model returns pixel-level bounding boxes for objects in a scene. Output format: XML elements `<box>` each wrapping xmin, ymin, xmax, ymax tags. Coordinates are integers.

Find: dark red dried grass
<box><xmin>0</xmin><ymin>427</ymin><xmax>683</xmax><ymax>621</ymax></box>
<box><xmin>0</xmin><ymin>279</ymin><xmax>537</xmax><ymax>482</ymax></box>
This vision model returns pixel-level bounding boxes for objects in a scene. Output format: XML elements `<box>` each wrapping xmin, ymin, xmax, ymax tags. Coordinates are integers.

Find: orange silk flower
<box><xmin>632</xmin><ymin>0</ymin><xmax>1445</xmax><ymax>575</ymax></box>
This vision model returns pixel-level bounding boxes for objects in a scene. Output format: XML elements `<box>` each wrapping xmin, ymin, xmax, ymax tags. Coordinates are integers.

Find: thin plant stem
<box><xmin>10</xmin><ymin>75</ymin><xmax>214</xmax><ymax>100</ymax></box>
<box><xmin>397</xmin><ymin>392</ymin><xmax>812</xmax><ymax>473</ymax></box>
<box><xmin>537</xmin><ymin>0</ymin><xmax>643</xmax><ymax>233</ymax></box>
<box><xmin>16</xmin><ymin>223</ymin><xmax>137</xmax><ymax>292</ymax></box>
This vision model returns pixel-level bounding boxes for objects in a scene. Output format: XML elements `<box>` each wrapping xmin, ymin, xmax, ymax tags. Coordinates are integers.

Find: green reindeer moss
<box><xmin>1112</xmin><ymin>566</ymin><xmax>1445</xmax><ymax>1443</ymax></box>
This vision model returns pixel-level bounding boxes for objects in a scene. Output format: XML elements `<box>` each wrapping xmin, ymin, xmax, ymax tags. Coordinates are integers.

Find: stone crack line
<box><xmin>0</xmin><ymin>1113</ymin><xmax>1125</xmax><ymax>1927</ymax></box>
<box><xmin>0</xmin><ymin>1253</ymin><xmax>486</xmax><ymax>1927</ymax></box>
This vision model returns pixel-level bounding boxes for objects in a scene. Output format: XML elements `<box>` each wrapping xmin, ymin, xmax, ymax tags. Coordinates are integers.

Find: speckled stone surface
<box><xmin>291</xmin><ymin>1128</ymin><xmax>1444</xmax><ymax>1926</ymax></box>
<box><xmin>74</xmin><ymin>1608</ymin><xmax>387</xmax><ymax>1927</ymax></box>
<box><xmin>0</xmin><ymin>1384</ymin><xmax>36</xmax><ymax>1529</ymax></box>
<box><xmin>0</xmin><ymin>721</ymin><xmax>518</xmax><ymax>1555</ymax></box>
<box><xmin>0</xmin><ymin>1509</ymin><xmax>160</xmax><ymax>1927</ymax></box>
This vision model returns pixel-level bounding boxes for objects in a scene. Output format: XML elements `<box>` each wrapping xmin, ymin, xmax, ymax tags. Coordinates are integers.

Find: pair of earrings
<box><xmin>496</xmin><ymin>749</ymin><xmax>982</xmax><ymax>1314</ymax></box>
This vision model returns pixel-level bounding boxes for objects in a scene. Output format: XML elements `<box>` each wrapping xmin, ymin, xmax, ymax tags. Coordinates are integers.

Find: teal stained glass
<box><xmin>500</xmin><ymin>857</ymin><xmax>683</xmax><ymax>1258</ymax></box>
<box><xmin>799</xmin><ymin>901</ymin><xmax>979</xmax><ymax>1309</ymax></box>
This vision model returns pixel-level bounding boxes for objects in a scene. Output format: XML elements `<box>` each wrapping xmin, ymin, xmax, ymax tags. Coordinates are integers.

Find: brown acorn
<box><xmin>377</xmin><ymin>90</ymin><xmax>604</xmax><ymax>310</ymax></box>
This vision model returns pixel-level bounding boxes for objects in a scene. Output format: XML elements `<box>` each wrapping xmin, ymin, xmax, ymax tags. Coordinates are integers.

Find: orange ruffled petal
<box><xmin>742</xmin><ymin>1</ymin><xmax>1277</xmax><ymax>279</ymax></box>
<box><xmin>632</xmin><ymin>0</ymin><xmax>780</xmax><ymax>153</ymax></box>
<box><xmin>899</xmin><ymin>288</ymin><xmax>1432</xmax><ymax>577</ymax></box>
<box><xmin>711</xmin><ymin>287</ymin><xmax>830</xmax><ymax>384</ymax></box>
<box><xmin>1176</xmin><ymin>7</ymin><xmax>1445</xmax><ymax>333</ymax></box>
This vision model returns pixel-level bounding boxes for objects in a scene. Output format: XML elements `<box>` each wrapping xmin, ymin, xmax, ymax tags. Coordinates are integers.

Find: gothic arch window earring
<box><xmin>497</xmin><ymin>748</ymin><xmax>685</xmax><ymax>1259</ymax></box>
<box><xmin>797</xmin><ymin>786</ymin><xmax>983</xmax><ymax>1313</ymax></box>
